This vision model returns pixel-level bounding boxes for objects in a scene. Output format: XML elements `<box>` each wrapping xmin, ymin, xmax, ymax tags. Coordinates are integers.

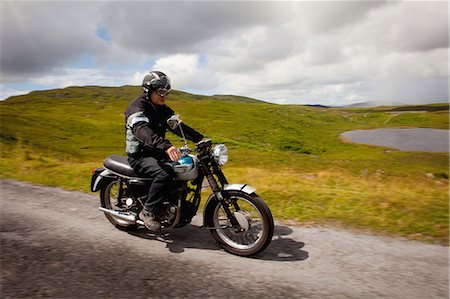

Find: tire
<box><xmin>100</xmin><ymin>180</ymin><xmax>138</xmax><ymax>231</ymax></box>
<box><xmin>206</xmin><ymin>190</ymin><xmax>274</xmax><ymax>257</ymax></box>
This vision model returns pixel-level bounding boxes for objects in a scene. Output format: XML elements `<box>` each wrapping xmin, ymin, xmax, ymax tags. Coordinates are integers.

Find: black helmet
<box><xmin>142</xmin><ymin>71</ymin><xmax>171</xmax><ymax>96</ymax></box>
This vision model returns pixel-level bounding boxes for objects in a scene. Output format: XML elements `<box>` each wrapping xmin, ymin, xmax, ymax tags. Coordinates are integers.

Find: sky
<box><xmin>0</xmin><ymin>1</ymin><xmax>448</xmax><ymax>106</ymax></box>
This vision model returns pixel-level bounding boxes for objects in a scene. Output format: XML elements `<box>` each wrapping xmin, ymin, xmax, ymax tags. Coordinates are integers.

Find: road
<box><xmin>1</xmin><ymin>180</ymin><xmax>448</xmax><ymax>298</ymax></box>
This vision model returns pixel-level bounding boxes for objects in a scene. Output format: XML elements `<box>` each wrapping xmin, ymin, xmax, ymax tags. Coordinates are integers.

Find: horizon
<box><xmin>2</xmin><ymin>84</ymin><xmax>448</xmax><ymax>108</ymax></box>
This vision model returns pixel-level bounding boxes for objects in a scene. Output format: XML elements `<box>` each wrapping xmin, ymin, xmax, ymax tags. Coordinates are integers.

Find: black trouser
<box><xmin>128</xmin><ymin>155</ymin><xmax>174</xmax><ymax>214</ymax></box>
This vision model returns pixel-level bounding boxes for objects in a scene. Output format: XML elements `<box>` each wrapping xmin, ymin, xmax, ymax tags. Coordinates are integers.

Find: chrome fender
<box><xmin>224</xmin><ymin>184</ymin><xmax>256</xmax><ymax>195</ymax></box>
<box><xmin>91</xmin><ymin>169</ymin><xmax>118</xmax><ymax>192</ymax></box>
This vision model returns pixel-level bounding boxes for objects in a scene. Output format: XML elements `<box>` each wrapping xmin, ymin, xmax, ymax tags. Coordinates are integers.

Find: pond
<box><xmin>341</xmin><ymin>128</ymin><xmax>449</xmax><ymax>153</ymax></box>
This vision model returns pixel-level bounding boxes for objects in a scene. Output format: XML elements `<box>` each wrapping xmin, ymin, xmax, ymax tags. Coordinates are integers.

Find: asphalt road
<box><xmin>1</xmin><ymin>180</ymin><xmax>448</xmax><ymax>298</ymax></box>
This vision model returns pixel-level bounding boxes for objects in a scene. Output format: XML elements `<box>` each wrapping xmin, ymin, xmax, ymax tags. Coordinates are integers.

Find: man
<box><xmin>125</xmin><ymin>71</ymin><xmax>205</xmax><ymax>231</ymax></box>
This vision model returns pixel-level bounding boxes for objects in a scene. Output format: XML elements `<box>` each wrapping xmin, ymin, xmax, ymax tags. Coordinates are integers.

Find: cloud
<box><xmin>290</xmin><ymin>1</ymin><xmax>388</xmax><ymax>34</ymax></box>
<box><xmin>370</xmin><ymin>76</ymin><xmax>448</xmax><ymax>105</ymax></box>
<box><xmin>0</xmin><ymin>1</ymin><xmax>448</xmax><ymax>105</ymax></box>
<box><xmin>211</xmin><ymin>1</ymin><xmax>449</xmax><ymax>104</ymax></box>
<box><xmin>0</xmin><ymin>2</ymin><xmax>107</xmax><ymax>82</ymax></box>
<box><xmin>364</xmin><ymin>2</ymin><xmax>449</xmax><ymax>53</ymax></box>
<box><xmin>151</xmin><ymin>54</ymin><xmax>217</xmax><ymax>91</ymax></box>
<box><xmin>99</xmin><ymin>2</ymin><xmax>282</xmax><ymax>56</ymax></box>
<box><xmin>27</xmin><ymin>67</ymin><xmax>142</xmax><ymax>89</ymax></box>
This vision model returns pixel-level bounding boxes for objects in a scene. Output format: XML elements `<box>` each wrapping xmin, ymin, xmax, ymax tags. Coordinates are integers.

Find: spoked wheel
<box><xmin>100</xmin><ymin>180</ymin><xmax>137</xmax><ymax>231</ymax></box>
<box><xmin>207</xmin><ymin>190</ymin><xmax>274</xmax><ymax>257</ymax></box>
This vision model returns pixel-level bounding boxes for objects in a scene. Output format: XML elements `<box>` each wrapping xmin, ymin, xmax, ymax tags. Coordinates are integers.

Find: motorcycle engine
<box><xmin>157</xmin><ymin>181</ymin><xmax>187</xmax><ymax>228</ymax></box>
<box><xmin>159</xmin><ymin>203</ymin><xmax>178</xmax><ymax>227</ymax></box>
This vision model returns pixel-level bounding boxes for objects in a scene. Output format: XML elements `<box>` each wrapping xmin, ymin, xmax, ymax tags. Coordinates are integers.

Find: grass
<box><xmin>1</xmin><ymin>86</ymin><xmax>448</xmax><ymax>244</ymax></box>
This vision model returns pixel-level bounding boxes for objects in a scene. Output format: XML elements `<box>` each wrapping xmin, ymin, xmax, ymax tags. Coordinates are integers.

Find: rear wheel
<box><xmin>206</xmin><ymin>191</ymin><xmax>274</xmax><ymax>256</ymax></box>
<box><xmin>100</xmin><ymin>180</ymin><xmax>138</xmax><ymax>231</ymax></box>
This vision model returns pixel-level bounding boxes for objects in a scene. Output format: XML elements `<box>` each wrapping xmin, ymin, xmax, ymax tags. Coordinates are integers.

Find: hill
<box><xmin>0</xmin><ymin>86</ymin><xmax>448</xmax><ymax>244</ymax></box>
<box><xmin>344</xmin><ymin>100</ymin><xmax>408</xmax><ymax>108</ymax></box>
<box><xmin>210</xmin><ymin>94</ymin><xmax>265</xmax><ymax>104</ymax></box>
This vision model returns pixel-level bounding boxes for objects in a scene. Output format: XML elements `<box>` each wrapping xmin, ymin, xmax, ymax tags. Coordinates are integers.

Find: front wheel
<box><xmin>206</xmin><ymin>191</ymin><xmax>274</xmax><ymax>256</ymax></box>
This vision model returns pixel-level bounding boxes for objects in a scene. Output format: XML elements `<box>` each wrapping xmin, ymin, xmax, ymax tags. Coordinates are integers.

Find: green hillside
<box><xmin>1</xmin><ymin>86</ymin><xmax>448</xmax><ymax>244</ymax></box>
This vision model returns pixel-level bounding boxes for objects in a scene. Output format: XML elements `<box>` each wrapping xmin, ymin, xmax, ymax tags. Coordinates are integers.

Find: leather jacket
<box><xmin>125</xmin><ymin>94</ymin><xmax>204</xmax><ymax>158</ymax></box>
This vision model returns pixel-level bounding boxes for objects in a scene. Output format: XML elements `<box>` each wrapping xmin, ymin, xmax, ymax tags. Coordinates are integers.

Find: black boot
<box><xmin>139</xmin><ymin>209</ymin><xmax>161</xmax><ymax>231</ymax></box>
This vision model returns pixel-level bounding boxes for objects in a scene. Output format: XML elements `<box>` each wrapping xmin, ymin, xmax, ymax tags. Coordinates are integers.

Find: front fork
<box><xmin>199</xmin><ymin>155</ymin><xmax>242</xmax><ymax>231</ymax></box>
<box><xmin>215</xmin><ymin>193</ymin><xmax>245</xmax><ymax>232</ymax></box>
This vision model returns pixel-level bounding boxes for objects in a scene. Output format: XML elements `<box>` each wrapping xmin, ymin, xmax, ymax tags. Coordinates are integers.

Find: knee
<box><xmin>154</xmin><ymin>168</ymin><xmax>173</xmax><ymax>181</ymax></box>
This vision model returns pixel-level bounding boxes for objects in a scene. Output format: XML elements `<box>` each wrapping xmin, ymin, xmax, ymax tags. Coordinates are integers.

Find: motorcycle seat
<box><xmin>103</xmin><ymin>155</ymin><xmax>139</xmax><ymax>177</ymax></box>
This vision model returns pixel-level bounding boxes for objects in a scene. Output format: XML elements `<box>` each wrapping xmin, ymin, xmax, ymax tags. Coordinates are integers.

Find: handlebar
<box><xmin>196</xmin><ymin>139</ymin><xmax>212</xmax><ymax>148</ymax></box>
<box><xmin>176</xmin><ymin>139</ymin><xmax>212</xmax><ymax>157</ymax></box>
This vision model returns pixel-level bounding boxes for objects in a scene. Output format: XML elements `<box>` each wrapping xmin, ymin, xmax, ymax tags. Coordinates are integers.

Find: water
<box><xmin>341</xmin><ymin>128</ymin><xmax>449</xmax><ymax>153</ymax></box>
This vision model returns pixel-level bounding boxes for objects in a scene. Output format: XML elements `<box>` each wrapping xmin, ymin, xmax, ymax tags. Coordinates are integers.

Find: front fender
<box><xmin>91</xmin><ymin>169</ymin><xmax>118</xmax><ymax>192</ymax></box>
<box><xmin>223</xmin><ymin>184</ymin><xmax>256</xmax><ymax>195</ymax></box>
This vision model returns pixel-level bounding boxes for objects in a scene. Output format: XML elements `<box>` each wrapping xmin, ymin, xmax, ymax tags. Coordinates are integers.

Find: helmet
<box><xmin>142</xmin><ymin>71</ymin><xmax>171</xmax><ymax>96</ymax></box>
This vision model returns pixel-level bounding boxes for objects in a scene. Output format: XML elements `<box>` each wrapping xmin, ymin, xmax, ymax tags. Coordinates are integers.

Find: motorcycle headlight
<box><xmin>213</xmin><ymin>144</ymin><xmax>228</xmax><ymax>166</ymax></box>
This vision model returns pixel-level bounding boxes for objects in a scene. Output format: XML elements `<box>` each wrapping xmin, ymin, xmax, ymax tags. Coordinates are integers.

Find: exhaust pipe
<box><xmin>99</xmin><ymin>207</ymin><xmax>137</xmax><ymax>224</ymax></box>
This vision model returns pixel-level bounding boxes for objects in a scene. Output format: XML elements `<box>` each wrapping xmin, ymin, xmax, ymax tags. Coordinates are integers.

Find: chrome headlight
<box><xmin>213</xmin><ymin>144</ymin><xmax>228</xmax><ymax>166</ymax></box>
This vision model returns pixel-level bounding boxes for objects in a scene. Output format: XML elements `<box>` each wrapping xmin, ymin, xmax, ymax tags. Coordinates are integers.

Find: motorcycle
<box><xmin>90</xmin><ymin>115</ymin><xmax>274</xmax><ymax>256</ymax></box>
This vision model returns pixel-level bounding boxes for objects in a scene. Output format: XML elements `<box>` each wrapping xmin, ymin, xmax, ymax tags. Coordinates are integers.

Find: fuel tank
<box><xmin>172</xmin><ymin>155</ymin><xmax>199</xmax><ymax>181</ymax></box>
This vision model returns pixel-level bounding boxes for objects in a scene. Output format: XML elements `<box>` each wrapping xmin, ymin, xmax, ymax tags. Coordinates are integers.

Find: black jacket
<box><xmin>125</xmin><ymin>95</ymin><xmax>204</xmax><ymax>158</ymax></box>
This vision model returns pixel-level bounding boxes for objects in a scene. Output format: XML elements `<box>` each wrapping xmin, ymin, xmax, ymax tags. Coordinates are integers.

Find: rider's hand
<box><xmin>166</xmin><ymin>146</ymin><xmax>181</xmax><ymax>162</ymax></box>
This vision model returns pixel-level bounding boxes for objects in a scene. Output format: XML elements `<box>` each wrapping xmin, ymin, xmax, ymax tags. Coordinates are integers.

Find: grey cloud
<box><xmin>99</xmin><ymin>2</ymin><xmax>387</xmax><ymax>66</ymax></box>
<box><xmin>292</xmin><ymin>1</ymin><xmax>389</xmax><ymax>34</ymax></box>
<box><xmin>1</xmin><ymin>1</ymin><xmax>447</xmax><ymax>106</ymax></box>
<box><xmin>386</xmin><ymin>2</ymin><xmax>448</xmax><ymax>52</ymax></box>
<box><xmin>1</xmin><ymin>2</ymin><xmax>106</xmax><ymax>82</ymax></box>
<box><xmin>345</xmin><ymin>2</ymin><xmax>449</xmax><ymax>54</ymax></box>
<box><xmin>373</xmin><ymin>76</ymin><xmax>449</xmax><ymax>104</ymax></box>
<box><xmin>100</xmin><ymin>2</ymin><xmax>283</xmax><ymax>55</ymax></box>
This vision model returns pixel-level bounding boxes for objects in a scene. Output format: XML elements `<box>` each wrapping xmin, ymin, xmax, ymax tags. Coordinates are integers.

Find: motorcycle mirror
<box><xmin>167</xmin><ymin>114</ymin><xmax>182</xmax><ymax>130</ymax></box>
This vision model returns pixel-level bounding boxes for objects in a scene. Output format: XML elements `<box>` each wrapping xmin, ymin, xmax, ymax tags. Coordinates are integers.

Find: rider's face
<box><xmin>150</xmin><ymin>90</ymin><xmax>167</xmax><ymax>106</ymax></box>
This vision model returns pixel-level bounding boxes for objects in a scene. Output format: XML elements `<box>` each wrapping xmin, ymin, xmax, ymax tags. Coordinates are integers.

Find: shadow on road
<box><xmin>127</xmin><ymin>224</ymin><xmax>309</xmax><ymax>262</ymax></box>
<box><xmin>253</xmin><ymin>225</ymin><xmax>309</xmax><ymax>261</ymax></box>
